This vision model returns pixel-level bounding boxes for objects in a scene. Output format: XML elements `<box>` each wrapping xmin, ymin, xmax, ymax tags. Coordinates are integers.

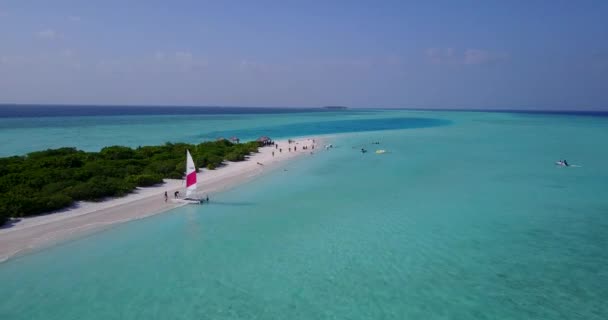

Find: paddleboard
<box><xmin>555</xmin><ymin>161</ymin><xmax>582</xmax><ymax>167</ymax></box>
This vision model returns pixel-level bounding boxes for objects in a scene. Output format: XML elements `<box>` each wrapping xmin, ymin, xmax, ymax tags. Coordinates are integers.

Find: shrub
<box><xmin>67</xmin><ymin>177</ymin><xmax>135</xmax><ymax>201</ymax></box>
<box><xmin>225</xmin><ymin>152</ymin><xmax>245</xmax><ymax>162</ymax></box>
<box><xmin>40</xmin><ymin>194</ymin><xmax>74</xmax><ymax>213</ymax></box>
<box><xmin>27</xmin><ymin>147</ymin><xmax>79</xmax><ymax>159</ymax></box>
<box><xmin>145</xmin><ymin>160</ymin><xmax>179</xmax><ymax>176</ymax></box>
<box><xmin>100</xmin><ymin>146</ymin><xmax>135</xmax><ymax>160</ymax></box>
<box><xmin>127</xmin><ymin>174</ymin><xmax>164</xmax><ymax>187</ymax></box>
<box><xmin>0</xmin><ymin>211</ymin><xmax>8</xmax><ymax>226</ymax></box>
<box><xmin>41</xmin><ymin>180</ymin><xmax>79</xmax><ymax>194</ymax></box>
<box><xmin>0</xmin><ymin>193</ymin><xmax>73</xmax><ymax>218</ymax></box>
<box><xmin>0</xmin><ymin>139</ymin><xmax>260</xmax><ymax>224</ymax></box>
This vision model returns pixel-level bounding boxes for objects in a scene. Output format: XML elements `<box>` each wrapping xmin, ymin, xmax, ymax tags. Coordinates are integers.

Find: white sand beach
<box><xmin>0</xmin><ymin>137</ymin><xmax>323</xmax><ymax>262</ymax></box>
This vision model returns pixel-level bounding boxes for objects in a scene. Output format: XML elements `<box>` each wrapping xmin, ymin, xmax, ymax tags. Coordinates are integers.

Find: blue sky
<box><xmin>0</xmin><ymin>1</ymin><xmax>607</xmax><ymax>109</ymax></box>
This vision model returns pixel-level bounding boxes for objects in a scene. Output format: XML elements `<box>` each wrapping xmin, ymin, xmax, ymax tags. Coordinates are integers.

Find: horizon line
<box><xmin>0</xmin><ymin>102</ymin><xmax>607</xmax><ymax>113</ymax></box>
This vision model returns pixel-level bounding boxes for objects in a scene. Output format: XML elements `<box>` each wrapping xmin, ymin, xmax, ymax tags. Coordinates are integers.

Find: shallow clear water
<box><xmin>1</xmin><ymin>110</ymin><xmax>607</xmax><ymax>319</ymax></box>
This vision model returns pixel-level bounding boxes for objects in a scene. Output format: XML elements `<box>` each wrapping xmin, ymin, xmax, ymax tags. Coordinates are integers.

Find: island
<box><xmin>322</xmin><ymin>106</ymin><xmax>348</xmax><ymax>110</ymax></box>
<box><xmin>0</xmin><ymin>139</ymin><xmax>261</xmax><ymax>225</ymax></box>
<box><xmin>0</xmin><ymin>136</ymin><xmax>321</xmax><ymax>262</ymax></box>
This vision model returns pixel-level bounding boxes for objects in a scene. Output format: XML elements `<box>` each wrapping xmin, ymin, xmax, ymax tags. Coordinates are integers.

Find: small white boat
<box><xmin>375</xmin><ymin>149</ymin><xmax>386</xmax><ymax>154</ymax></box>
<box><xmin>172</xmin><ymin>150</ymin><xmax>204</xmax><ymax>204</ymax></box>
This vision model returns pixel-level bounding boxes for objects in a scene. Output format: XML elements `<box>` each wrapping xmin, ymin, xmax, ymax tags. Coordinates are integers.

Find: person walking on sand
<box><xmin>206</xmin><ymin>194</ymin><xmax>209</xmax><ymax>203</ymax></box>
<box><xmin>174</xmin><ymin>191</ymin><xmax>179</xmax><ymax>199</ymax></box>
<box><xmin>164</xmin><ymin>191</ymin><xmax>168</xmax><ymax>202</ymax></box>
<box><xmin>272</xmin><ymin>151</ymin><xmax>275</xmax><ymax>157</ymax></box>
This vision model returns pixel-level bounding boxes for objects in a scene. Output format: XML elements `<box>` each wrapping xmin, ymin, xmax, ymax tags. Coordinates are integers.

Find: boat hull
<box><xmin>171</xmin><ymin>198</ymin><xmax>203</xmax><ymax>204</ymax></box>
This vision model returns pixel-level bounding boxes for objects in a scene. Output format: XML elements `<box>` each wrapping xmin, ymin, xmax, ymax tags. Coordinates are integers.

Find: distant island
<box><xmin>323</xmin><ymin>106</ymin><xmax>348</xmax><ymax>110</ymax></box>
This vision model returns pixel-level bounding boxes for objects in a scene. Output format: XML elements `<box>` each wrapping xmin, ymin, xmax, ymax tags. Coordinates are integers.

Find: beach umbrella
<box><xmin>257</xmin><ymin>136</ymin><xmax>270</xmax><ymax>142</ymax></box>
<box><xmin>230</xmin><ymin>136</ymin><xmax>240</xmax><ymax>143</ymax></box>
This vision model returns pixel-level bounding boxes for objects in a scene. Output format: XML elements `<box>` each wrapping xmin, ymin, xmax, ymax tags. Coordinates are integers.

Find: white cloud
<box><xmin>237</xmin><ymin>56</ymin><xmax>401</xmax><ymax>75</ymax></box>
<box><xmin>151</xmin><ymin>51</ymin><xmax>207</xmax><ymax>71</ymax></box>
<box><xmin>238</xmin><ymin>59</ymin><xmax>279</xmax><ymax>73</ymax></box>
<box><xmin>154</xmin><ymin>52</ymin><xmax>166</xmax><ymax>61</ymax></box>
<box><xmin>37</xmin><ymin>29</ymin><xmax>61</xmax><ymax>40</ymax></box>
<box><xmin>62</xmin><ymin>49</ymin><xmax>75</xmax><ymax>57</ymax></box>
<box><xmin>68</xmin><ymin>16</ymin><xmax>81</xmax><ymax>22</ymax></box>
<box><xmin>464</xmin><ymin>49</ymin><xmax>509</xmax><ymax>65</ymax></box>
<box><xmin>383</xmin><ymin>54</ymin><xmax>405</xmax><ymax>66</ymax></box>
<box><xmin>96</xmin><ymin>59</ymin><xmax>125</xmax><ymax>73</ymax></box>
<box><xmin>426</xmin><ymin>48</ymin><xmax>456</xmax><ymax>64</ymax></box>
<box><xmin>426</xmin><ymin>48</ymin><xmax>508</xmax><ymax>65</ymax></box>
<box><xmin>174</xmin><ymin>51</ymin><xmax>193</xmax><ymax>62</ymax></box>
<box><xmin>330</xmin><ymin>58</ymin><xmax>372</xmax><ymax>68</ymax></box>
<box><xmin>0</xmin><ymin>53</ymin><xmax>83</xmax><ymax>71</ymax></box>
<box><xmin>0</xmin><ymin>55</ymin><xmax>27</xmax><ymax>67</ymax></box>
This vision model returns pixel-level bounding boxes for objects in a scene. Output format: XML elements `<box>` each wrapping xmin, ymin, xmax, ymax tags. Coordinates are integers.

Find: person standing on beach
<box><xmin>272</xmin><ymin>151</ymin><xmax>275</xmax><ymax>157</ymax></box>
<box><xmin>164</xmin><ymin>191</ymin><xmax>168</xmax><ymax>202</ymax></box>
<box><xmin>174</xmin><ymin>191</ymin><xmax>179</xmax><ymax>198</ymax></box>
<box><xmin>206</xmin><ymin>195</ymin><xmax>209</xmax><ymax>203</ymax></box>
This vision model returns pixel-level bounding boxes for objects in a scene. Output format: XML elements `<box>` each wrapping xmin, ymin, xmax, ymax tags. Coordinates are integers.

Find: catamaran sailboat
<box><xmin>173</xmin><ymin>150</ymin><xmax>204</xmax><ymax>204</ymax></box>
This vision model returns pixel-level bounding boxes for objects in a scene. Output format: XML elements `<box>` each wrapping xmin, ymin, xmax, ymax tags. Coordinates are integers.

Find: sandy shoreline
<box><xmin>0</xmin><ymin>137</ymin><xmax>323</xmax><ymax>262</ymax></box>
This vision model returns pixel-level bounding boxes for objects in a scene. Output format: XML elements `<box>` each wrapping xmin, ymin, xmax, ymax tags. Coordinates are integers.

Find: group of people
<box><xmin>160</xmin><ymin>138</ymin><xmax>322</xmax><ymax>205</ymax></box>
<box><xmin>273</xmin><ymin>139</ymin><xmax>316</xmax><ymax>155</ymax></box>
<box><xmin>164</xmin><ymin>191</ymin><xmax>179</xmax><ymax>201</ymax></box>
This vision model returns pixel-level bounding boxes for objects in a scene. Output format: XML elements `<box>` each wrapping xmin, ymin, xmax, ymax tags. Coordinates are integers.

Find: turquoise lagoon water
<box><xmin>1</xmin><ymin>109</ymin><xmax>608</xmax><ymax>319</ymax></box>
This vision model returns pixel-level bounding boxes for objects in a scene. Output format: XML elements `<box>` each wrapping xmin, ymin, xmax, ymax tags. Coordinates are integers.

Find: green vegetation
<box><xmin>0</xmin><ymin>140</ymin><xmax>260</xmax><ymax>225</ymax></box>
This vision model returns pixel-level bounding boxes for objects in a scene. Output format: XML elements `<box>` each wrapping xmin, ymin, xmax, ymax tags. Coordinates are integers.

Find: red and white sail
<box><xmin>185</xmin><ymin>150</ymin><xmax>197</xmax><ymax>197</ymax></box>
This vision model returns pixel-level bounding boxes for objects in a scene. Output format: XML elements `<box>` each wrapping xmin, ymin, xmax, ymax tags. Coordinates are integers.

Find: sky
<box><xmin>0</xmin><ymin>0</ymin><xmax>607</xmax><ymax>110</ymax></box>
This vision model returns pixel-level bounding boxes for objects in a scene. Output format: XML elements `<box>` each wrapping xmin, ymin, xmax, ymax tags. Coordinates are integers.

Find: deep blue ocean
<box><xmin>1</xmin><ymin>104</ymin><xmax>607</xmax><ymax>118</ymax></box>
<box><xmin>0</xmin><ymin>105</ymin><xmax>340</xmax><ymax>118</ymax></box>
